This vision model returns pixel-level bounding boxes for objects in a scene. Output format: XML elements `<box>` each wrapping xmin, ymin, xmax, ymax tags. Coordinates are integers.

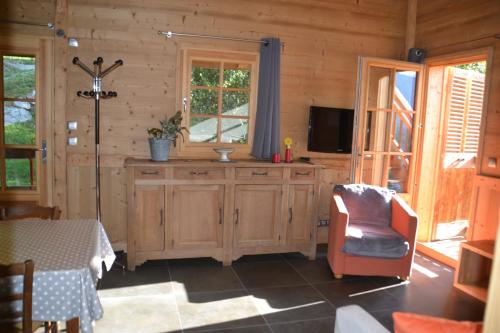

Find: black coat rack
<box><xmin>73</xmin><ymin>57</ymin><xmax>123</xmax><ymax>222</ymax></box>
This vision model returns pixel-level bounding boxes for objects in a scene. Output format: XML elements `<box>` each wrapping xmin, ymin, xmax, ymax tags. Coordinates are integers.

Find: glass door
<box><xmin>0</xmin><ymin>53</ymin><xmax>39</xmax><ymax>200</ymax></box>
<box><xmin>351</xmin><ymin>57</ymin><xmax>423</xmax><ymax>204</ymax></box>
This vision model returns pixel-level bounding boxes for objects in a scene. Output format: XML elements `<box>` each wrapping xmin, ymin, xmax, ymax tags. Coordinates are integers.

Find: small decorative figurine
<box><xmin>284</xmin><ymin>137</ymin><xmax>293</xmax><ymax>163</ymax></box>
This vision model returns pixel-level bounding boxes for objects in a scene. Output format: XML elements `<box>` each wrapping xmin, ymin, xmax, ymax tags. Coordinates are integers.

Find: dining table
<box><xmin>0</xmin><ymin>218</ymin><xmax>115</xmax><ymax>333</ymax></box>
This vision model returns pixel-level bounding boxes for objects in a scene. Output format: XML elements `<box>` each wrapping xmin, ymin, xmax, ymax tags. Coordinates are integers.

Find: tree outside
<box><xmin>3</xmin><ymin>55</ymin><xmax>36</xmax><ymax>188</ymax></box>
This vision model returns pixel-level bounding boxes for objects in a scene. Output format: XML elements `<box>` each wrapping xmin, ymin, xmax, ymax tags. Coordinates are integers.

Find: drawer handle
<box><xmin>252</xmin><ymin>171</ymin><xmax>268</xmax><ymax>176</ymax></box>
<box><xmin>190</xmin><ymin>171</ymin><xmax>208</xmax><ymax>176</ymax></box>
<box><xmin>295</xmin><ymin>171</ymin><xmax>311</xmax><ymax>176</ymax></box>
<box><xmin>141</xmin><ymin>170</ymin><xmax>160</xmax><ymax>175</ymax></box>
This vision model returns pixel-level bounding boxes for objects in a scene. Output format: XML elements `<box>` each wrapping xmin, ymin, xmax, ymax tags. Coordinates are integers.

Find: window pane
<box><xmin>191</xmin><ymin>61</ymin><xmax>219</xmax><ymax>87</ymax></box>
<box><xmin>3</xmin><ymin>55</ymin><xmax>36</xmax><ymax>99</ymax></box>
<box><xmin>5</xmin><ymin>148</ymin><xmax>37</xmax><ymax>190</ymax></box>
<box><xmin>221</xmin><ymin>118</ymin><xmax>248</xmax><ymax>144</ymax></box>
<box><xmin>388</xmin><ymin>155</ymin><xmax>410</xmax><ymax>193</ymax></box>
<box><xmin>189</xmin><ymin>117</ymin><xmax>217</xmax><ymax>143</ymax></box>
<box><xmin>364</xmin><ymin>111</ymin><xmax>391</xmax><ymax>152</ymax></box>
<box><xmin>361</xmin><ymin>154</ymin><xmax>387</xmax><ymax>187</ymax></box>
<box><xmin>223</xmin><ymin>63</ymin><xmax>250</xmax><ymax>88</ymax></box>
<box><xmin>4</xmin><ymin>101</ymin><xmax>36</xmax><ymax>145</ymax></box>
<box><xmin>391</xmin><ymin>110</ymin><xmax>413</xmax><ymax>153</ymax></box>
<box><xmin>394</xmin><ymin>70</ymin><xmax>417</xmax><ymax>111</ymax></box>
<box><xmin>190</xmin><ymin>89</ymin><xmax>218</xmax><ymax>115</ymax></box>
<box><xmin>223</xmin><ymin>91</ymin><xmax>249</xmax><ymax>116</ymax></box>
<box><xmin>367</xmin><ymin>67</ymin><xmax>391</xmax><ymax>110</ymax></box>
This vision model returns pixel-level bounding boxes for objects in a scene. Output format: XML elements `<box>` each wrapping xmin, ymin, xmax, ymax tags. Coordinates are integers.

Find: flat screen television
<box><xmin>307</xmin><ymin>106</ymin><xmax>354</xmax><ymax>154</ymax></box>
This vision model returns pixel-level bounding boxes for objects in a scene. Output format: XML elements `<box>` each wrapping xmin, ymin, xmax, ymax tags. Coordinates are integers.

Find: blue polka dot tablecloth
<box><xmin>0</xmin><ymin>219</ymin><xmax>116</xmax><ymax>333</ymax></box>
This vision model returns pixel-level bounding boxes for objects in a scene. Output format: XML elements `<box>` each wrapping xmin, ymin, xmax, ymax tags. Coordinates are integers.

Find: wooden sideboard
<box><xmin>125</xmin><ymin>158</ymin><xmax>322</xmax><ymax>270</ymax></box>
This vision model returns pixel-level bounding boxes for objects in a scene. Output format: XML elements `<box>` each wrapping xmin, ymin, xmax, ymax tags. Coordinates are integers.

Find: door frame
<box><xmin>0</xmin><ymin>38</ymin><xmax>54</xmax><ymax>205</ymax></box>
<box><xmin>351</xmin><ymin>56</ymin><xmax>424</xmax><ymax>205</ymax></box>
<box><xmin>414</xmin><ymin>47</ymin><xmax>494</xmax><ymax>243</ymax></box>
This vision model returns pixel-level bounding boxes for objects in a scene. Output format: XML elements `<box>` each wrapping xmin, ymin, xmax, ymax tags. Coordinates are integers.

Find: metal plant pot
<box><xmin>149</xmin><ymin>137</ymin><xmax>173</xmax><ymax>161</ymax></box>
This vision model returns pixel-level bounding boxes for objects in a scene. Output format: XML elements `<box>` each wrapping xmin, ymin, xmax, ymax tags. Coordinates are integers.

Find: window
<box><xmin>0</xmin><ymin>54</ymin><xmax>37</xmax><ymax>191</ymax></box>
<box><xmin>181</xmin><ymin>50</ymin><xmax>257</xmax><ymax>153</ymax></box>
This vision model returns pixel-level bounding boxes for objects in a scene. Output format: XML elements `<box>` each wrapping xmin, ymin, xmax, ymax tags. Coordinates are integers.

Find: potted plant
<box><xmin>147</xmin><ymin>111</ymin><xmax>187</xmax><ymax>161</ymax></box>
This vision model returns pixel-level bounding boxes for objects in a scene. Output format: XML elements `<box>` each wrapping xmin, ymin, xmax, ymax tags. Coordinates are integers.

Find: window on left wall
<box><xmin>179</xmin><ymin>49</ymin><xmax>258</xmax><ymax>155</ymax></box>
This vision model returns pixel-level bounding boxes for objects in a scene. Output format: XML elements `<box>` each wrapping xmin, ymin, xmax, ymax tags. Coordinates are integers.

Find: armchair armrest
<box><xmin>391</xmin><ymin>195</ymin><xmax>418</xmax><ymax>243</ymax></box>
<box><xmin>329</xmin><ymin>194</ymin><xmax>349</xmax><ymax>252</ymax></box>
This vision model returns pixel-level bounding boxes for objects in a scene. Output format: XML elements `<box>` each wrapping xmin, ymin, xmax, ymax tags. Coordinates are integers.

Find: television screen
<box><xmin>307</xmin><ymin>106</ymin><xmax>354</xmax><ymax>153</ymax></box>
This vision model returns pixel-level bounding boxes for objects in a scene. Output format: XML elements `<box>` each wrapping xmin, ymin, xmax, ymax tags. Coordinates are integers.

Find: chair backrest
<box><xmin>334</xmin><ymin>184</ymin><xmax>394</xmax><ymax>227</ymax></box>
<box><xmin>0</xmin><ymin>205</ymin><xmax>61</xmax><ymax>221</ymax></box>
<box><xmin>0</xmin><ymin>260</ymin><xmax>34</xmax><ymax>333</ymax></box>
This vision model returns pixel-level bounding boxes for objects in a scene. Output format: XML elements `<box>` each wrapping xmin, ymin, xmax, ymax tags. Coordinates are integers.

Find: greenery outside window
<box><xmin>0</xmin><ymin>54</ymin><xmax>37</xmax><ymax>191</ymax></box>
<box><xmin>180</xmin><ymin>49</ymin><xmax>258</xmax><ymax>155</ymax></box>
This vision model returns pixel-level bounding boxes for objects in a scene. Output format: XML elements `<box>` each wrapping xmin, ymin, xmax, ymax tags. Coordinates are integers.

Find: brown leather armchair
<box><xmin>327</xmin><ymin>184</ymin><xmax>418</xmax><ymax>280</ymax></box>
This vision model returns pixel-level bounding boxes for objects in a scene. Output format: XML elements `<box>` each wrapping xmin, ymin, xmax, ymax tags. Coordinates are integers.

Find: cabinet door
<box><xmin>135</xmin><ymin>185</ymin><xmax>165</xmax><ymax>252</ymax></box>
<box><xmin>234</xmin><ymin>185</ymin><xmax>281</xmax><ymax>247</ymax></box>
<box><xmin>287</xmin><ymin>185</ymin><xmax>314</xmax><ymax>245</ymax></box>
<box><xmin>172</xmin><ymin>185</ymin><xmax>224</xmax><ymax>249</ymax></box>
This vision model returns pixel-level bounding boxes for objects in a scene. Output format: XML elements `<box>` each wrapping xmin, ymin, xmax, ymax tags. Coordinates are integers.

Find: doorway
<box><xmin>0</xmin><ymin>41</ymin><xmax>53</xmax><ymax>205</ymax></box>
<box><xmin>416</xmin><ymin>50</ymin><xmax>490</xmax><ymax>265</ymax></box>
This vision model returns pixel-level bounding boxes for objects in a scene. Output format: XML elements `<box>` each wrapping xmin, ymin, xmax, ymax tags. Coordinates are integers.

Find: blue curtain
<box><xmin>251</xmin><ymin>38</ymin><xmax>281</xmax><ymax>159</ymax></box>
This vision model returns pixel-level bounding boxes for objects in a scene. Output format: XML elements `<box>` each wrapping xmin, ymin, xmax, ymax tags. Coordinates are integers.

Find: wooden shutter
<box><xmin>444</xmin><ymin>68</ymin><xmax>484</xmax><ymax>154</ymax></box>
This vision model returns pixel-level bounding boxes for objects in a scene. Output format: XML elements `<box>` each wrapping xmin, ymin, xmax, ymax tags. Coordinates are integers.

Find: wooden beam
<box><xmin>53</xmin><ymin>0</ymin><xmax>68</xmax><ymax>217</ymax></box>
<box><xmin>405</xmin><ymin>0</ymin><xmax>417</xmax><ymax>56</ymax></box>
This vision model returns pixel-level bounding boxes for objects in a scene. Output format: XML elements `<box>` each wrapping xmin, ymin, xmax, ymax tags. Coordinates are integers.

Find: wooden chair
<box><xmin>0</xmin><ymin>205</ymin><xmax>61</xmax><ymax>221</ymax></box>
<box><xmin>0</xmin><ymin>260</ymin><xmax>34</xmax><ymax>333</ymax></box>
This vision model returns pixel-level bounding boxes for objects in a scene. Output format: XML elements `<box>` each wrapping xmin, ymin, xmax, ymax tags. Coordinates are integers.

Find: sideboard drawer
<box><xmin>235</xmin><ymin>167</ymin><xmax>283</xmax><ymax>180</ymax></box>
<box><xmin>291</xmin><ymin>168</ymin><xmax>315</xmax><ymax>180</ymax></box>
<box><xmin>174</xmin><ymin>167</ymin><xmax>225</xmax><ymax>180</ymax></box>
<box><xmin>134</xmin><ymin>167</ymin><xmax>165</xmax><ymax>179</ymax></box>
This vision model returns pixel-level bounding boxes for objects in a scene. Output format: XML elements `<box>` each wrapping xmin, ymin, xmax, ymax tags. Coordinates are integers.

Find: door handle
<box><xmin>190</xmin><ymin>171</ymin><xmax>208</xmax><ymax>176</ymax></box>
<box><xmin>160</xmin><ymin>208</ymin><xmax>164</xmax><ymax>226</ymax></box>
<box><xmin>219</xmin><ymin>207</ymin><xmax>223</xmax><ymax>225</ymax></box>
<box><xmin>288</xmin><ymin>207</ymin><xmax>293</xmax><ymax>224</ymax></box>
<box><xmin>142</xmin><ymin>170</ymin><xmax>160</xmax><ymax>175</ymax></box>
<box><xmin>235</xmin><ymin>209</ymin><xmax>239</xmax><ymax>225</ymax></box>
<box><xmin>39</xmin><ymin>139</ymin><xmax>47</xmax><ymax>164</ymax></box>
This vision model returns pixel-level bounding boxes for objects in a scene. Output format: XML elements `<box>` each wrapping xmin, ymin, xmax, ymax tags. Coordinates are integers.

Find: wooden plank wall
<box><xmin>60</xmin><ymin>0</ymin><xmax>407</xmax><ymax>246</ymax></box>
<box><xmin>416</xmin><ymin>0</ymin><xmax>500</xmax><ymax>177</ymax></box>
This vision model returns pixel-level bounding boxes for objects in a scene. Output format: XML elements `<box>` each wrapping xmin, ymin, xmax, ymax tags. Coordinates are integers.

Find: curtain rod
<box><xmin>0</xmin><ymin>20</ymin><xmax>54</xmax><ymax>29</ymax></box>
<box><xmin>158</xmin><ymin>30</ymin><xmax>284</xmax><ymax>47</ymax></box>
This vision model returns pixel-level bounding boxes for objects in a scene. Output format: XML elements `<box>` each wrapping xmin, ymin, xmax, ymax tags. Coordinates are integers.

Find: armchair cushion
<box><xmin>334</xmin><ymin>184</ymin><xmax>394</xmax><ymax>227</ymax></box>
<box><xmin>343</xmin><ymin>222</ymin><xmax>409</xmax><ymax>258</ymax></box>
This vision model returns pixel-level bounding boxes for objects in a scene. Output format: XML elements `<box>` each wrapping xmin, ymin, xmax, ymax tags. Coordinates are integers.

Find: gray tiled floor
<box><xmin>95</xmin><ymin>246</ymin><xmax>484</xmax><ymax>332</ymax></box>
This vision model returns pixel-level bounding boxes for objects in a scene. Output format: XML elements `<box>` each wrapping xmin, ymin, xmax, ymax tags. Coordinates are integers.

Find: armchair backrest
<box><xmin>333</xmin><ymin>184</ymin><xmax>394</xmax><ymax>227</ymax></box>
